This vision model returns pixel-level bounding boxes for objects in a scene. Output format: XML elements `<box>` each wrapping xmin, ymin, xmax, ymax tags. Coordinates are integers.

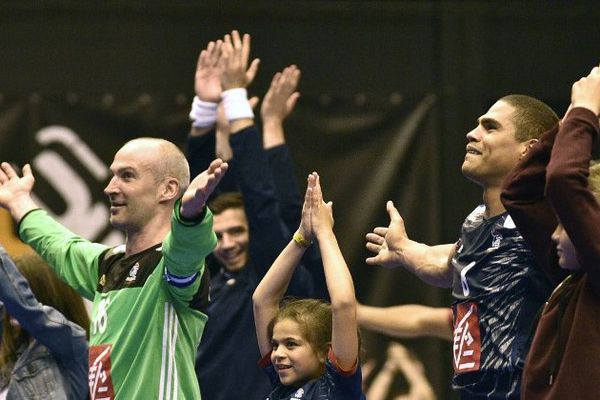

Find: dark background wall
<box><xmin>0</xmin><ymin>2</ymin><xmax>598</xmax><ymax>399</ymax></box>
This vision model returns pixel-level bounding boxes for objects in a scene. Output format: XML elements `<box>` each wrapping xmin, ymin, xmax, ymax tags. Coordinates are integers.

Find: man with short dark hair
<box><xmin>188</xmin><ymin>31</ymin><xmax>321</xmax><ymax>400</ymax></box>
<box><xmin>366</xmin><ymin>95</ymin><xmax>559</xmax><ymax>399</ymax></box>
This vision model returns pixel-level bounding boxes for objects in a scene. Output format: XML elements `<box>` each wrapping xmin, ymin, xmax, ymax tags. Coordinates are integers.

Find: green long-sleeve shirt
<box><xmin>19</xmin><ymin>203</ymin><xmax>216</xmax><ymax>399</ymax></box>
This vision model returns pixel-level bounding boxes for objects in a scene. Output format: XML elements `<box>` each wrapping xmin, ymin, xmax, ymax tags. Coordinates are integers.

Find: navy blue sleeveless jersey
<box><xmin>451</xmin><ymin>206</ymin><xmax>553</xmax><ymax>399</ymax></box>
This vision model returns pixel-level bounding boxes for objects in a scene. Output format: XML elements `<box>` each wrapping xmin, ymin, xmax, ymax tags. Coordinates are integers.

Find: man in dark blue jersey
<box><xmin>366</xmin><ymin>95</ymin><xmax>559</xmax><ymax>399</ymax></box>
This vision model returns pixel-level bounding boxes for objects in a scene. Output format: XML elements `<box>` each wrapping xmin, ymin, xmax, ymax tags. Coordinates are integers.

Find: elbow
<box><xmin>331</xmin><ymin>296</ymin><xmax>357</xmax><ymax>315</ymax></box>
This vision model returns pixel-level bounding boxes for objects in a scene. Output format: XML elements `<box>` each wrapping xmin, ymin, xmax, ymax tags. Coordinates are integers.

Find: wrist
<box><xmin>189</xmin><ymin>97</ymin><xmax>218</xmax><ymax>128</ymax></box>
<box><xmin>570</xmin><ymin>103</ymin><xmax>600</xmax><ymax>116</ymax></box>
<box><xmin>293</xmin><ymin>231</ymin><xmax>312</xmax><ymax>248</ymax></box>
<box><xmin>221</xmin><ymin>88</ymin><xmax>254</xmax><ymax>121</ymax></box>
<box><xmin>10</xmin><ymin>197</ymin><xmax>39</xmax><ymax>224</ymax></box>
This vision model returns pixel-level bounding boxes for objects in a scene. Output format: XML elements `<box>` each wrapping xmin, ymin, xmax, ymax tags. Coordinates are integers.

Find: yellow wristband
<box><xmin>293</xmin><ymin>231</ymin><xmax>312</xmax><ymax>248</ymax></box>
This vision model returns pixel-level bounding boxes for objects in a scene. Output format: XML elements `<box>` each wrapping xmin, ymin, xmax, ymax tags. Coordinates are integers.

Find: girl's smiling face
<box><xmin>270</xmin><ymin>318</ymin><xmax>326</xmax><ymax>387</ymax></box>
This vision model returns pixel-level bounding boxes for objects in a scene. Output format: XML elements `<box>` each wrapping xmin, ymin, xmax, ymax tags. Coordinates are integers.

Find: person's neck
<box><xmin>124</xmin><ymin>216</ymin><xmax>171</xmax><ymax>257</ymax></box>
<box><xmin>482</xmin><ymin>186</ymin><xmax>506</xmax><ymax>219</ymax></box>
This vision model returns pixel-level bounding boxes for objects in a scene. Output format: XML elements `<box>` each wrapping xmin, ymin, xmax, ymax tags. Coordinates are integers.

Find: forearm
<box><xmin>186</xmin><ymin>131</ymin><xmax>216</xmax><ymax>180</ymax></box>
<box><xmin>6</xmin><ymin>195</ymin><xmax>38</xmax><ymax>224</ymax></box>
<box><xmin>317</xmin><ymin>230</ymin><xmax>358</xmax><ymax>369</ymax></box>
<box><xmin>262</xmin><ymin>119</ymin><xmax>285</xmax><ymax>149</ymax></box>
<box><xmin>253</xmin><ymin>240</ymin><xmax>306</xmax><ymax>307</ymax></box>
<box><xmin>357</xmin><ymin>304</ymin><xmax>452</xmax><ymax>340</ymax></box>
<box><xmin>546</xmin><ymin>107</ymin><xmax>600</xmax><ymax>289</ymax></box>
<box><xmin>165</xmin><ymin>202</ymin><xmax>216</xmax><ymax>276</ymax></box>
<box><xmin>365</xmin><ymin>362</ymin><xmax>396</xmax><ymax>400</ymax></box>
<box><xmin>318</xmin><ymin>231</ymin><xmax>356</xmax><ymax>309</ymax></box>
<box><xmin>253</xmin><ymin>239</ymin><xmax>306</xmax><ymax>356</ymax></box>
<box><xmin>405</xmin><ymin>243</ymin><xmax>454</xmax><ymax>288</ymax></box>
<box><xmin>500</xmin><ymin>126</ymin><xmax>562</xmax><ymax>282</ymax></box>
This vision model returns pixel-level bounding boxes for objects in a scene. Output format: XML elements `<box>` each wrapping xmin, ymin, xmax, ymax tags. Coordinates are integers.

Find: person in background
<box><xmin>0</xmin><ymin>246</ymin><xmax>89</xmax><ymax>399</ymax></box>
<box><xmin>365</xmin><ymin>342</ymin><xmax>437</xmax><ymax>400</ymax></box>
<box><xmin>189</xmin><ymin>31</ymin><xmax>323</xmax><ymax>400</ymax></box>
<box><xmin>501</xmin><ymin>65</ymin><xmax>600</xmax><ymax>399</ymax></box>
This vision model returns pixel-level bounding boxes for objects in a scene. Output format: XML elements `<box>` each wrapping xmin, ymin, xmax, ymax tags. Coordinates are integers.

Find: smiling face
<box><xmin>462</xmin><ymin>100</ymin><xmax>527</xmax><ymax>190</ymax></box>
<box><xmin>104</xmin><ymin>141</ymin><xmax>164</xmax><ymax>233</ymax></box>
<box><xmin>551</xmin><ymin>224</ymin><xmax>581</xmax><ymax>271</ymax></box>
<box><xmin>212</xmin><ymin>207</ymin><xmax>250</xmax><ymax>272</ymax></box>
<box><xmin>270</xmin><ymin>318</ymin><xmax>326</xmax><ymax>387</ymax></box>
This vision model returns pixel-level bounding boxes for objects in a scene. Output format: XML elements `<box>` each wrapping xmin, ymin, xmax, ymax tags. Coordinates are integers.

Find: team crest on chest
<box><xmin>125</xmin><ymin>262</ymin><xmax>140</xmax><ymax>283</ymax></box>
<box><xmin>293</xmin><ymin>388</ymin><xmax>304</xmax><ymax>398</ymax></box>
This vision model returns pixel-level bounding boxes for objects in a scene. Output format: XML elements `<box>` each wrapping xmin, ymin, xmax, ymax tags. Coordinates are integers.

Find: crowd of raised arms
<box><xmin>0</xmin><ymin>29</ymin><xmax>598</xmax><ymax>400</ymax></box>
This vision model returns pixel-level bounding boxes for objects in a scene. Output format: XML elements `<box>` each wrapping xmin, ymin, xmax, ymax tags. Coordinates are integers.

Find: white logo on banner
<box><xmin>31</xmin><ymin>125</ymin><xmax>123</xmax><ymax>246</ymax></box>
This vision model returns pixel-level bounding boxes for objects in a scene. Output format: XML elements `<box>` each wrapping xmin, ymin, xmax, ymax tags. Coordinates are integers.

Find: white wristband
<box><xmin>189</xmin><ymin>96</ymin><xmax>218</xmax><ymax>128</ymax></box>
<box><xmin>221</xmin><ymin>88</ymin><xmax>254</xmax><ymax>121</ymax></box>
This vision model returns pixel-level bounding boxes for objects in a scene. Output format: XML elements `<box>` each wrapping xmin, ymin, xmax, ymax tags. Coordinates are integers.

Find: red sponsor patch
<box><xmin>89</xmin><ymin>344</ymin><xmax>116</xmax><ymax>400</ymax></box>
<box><xmin>452</xmin><ymin>301</ymin><xmax>482</xmax><ymax>373</ymax></box>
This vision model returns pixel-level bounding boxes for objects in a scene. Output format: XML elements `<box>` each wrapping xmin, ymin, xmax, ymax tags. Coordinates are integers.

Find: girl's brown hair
<box><xmin>268</xmin><ymin>298</ymin><xmax>332</xmax><ymax>359</ymax></box>
<box><xmin>0</xmin><ymin>252</ymin><xmax>90</xmax><ymax>370</ymax></box>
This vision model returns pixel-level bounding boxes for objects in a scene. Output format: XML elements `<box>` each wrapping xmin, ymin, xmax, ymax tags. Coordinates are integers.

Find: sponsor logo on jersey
<box><xmin>453</xmin><ymin>301</ymin><xmax>481</xmax><ymax>373</ymax></box>
<box><xmin>89</xmin><ymin>344</ymin><xmax>115</xmax><ymax>400</ymax></box>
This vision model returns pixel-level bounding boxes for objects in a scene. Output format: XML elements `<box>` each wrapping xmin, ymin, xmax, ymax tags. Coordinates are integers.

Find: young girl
<box><xmin>0</xmin><ymin>247</ymin><xmax>89</xmax><ymax>399</ymax></box>
<box><xmin>253</xmin><ymin>172</ymin><xmax>365</xmax><ymax>399</ymax></box>
<box><xmin>501</xmin><ymin>65</ymin><xmax>600</xmax><ymax>398</ymax></box>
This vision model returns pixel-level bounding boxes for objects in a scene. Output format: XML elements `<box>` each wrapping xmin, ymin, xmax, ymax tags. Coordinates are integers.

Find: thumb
<box><xmin>386</xmin><ymin>200</ymin><xmax>401</xmax><ymax>221</ymax></box>
<box><xmin>249</xmin><ymin>96</ymin><xmax>260</xmax><ymax>110</ymax></box>
<box><xmin>246</xmin><ymin>58</ymin><xmax>261</xmax><ymax>85</ymax></box>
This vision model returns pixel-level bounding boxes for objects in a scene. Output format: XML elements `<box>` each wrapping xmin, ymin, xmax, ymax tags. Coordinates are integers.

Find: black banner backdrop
<box><xmin>0</xmin><ymin>92</ymin><xmax>456</xmax><ymax>398</ymax></box>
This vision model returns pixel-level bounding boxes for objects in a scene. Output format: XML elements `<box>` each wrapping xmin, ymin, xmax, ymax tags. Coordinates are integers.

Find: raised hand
<box><xmin>309</xmin><ymin>173</ymin><xmax>334</xmax><ymax>239</ymax></box>
<box><xmin>261</xmin><ymin>65</ymin><xmax>301</xmax><ymax>149</ymax></box>
<box><xmin>0</xmin><ymin>162</ymin><xmax>38</xmax><ymax>222</ymax></box>
<box><xmin>219</xmin><ymin>30</ymin><xmax>260</xmax><ymax>91</ymax></box>
<box><xmin>365</xmin><ymin>201</ymin><xmax>410</xmax><ymax>268</ymax></box>
<box><xmin>261</xmin><ymin>65</ymin><xmax>301</xmax><ymax>125</ymax></box>
<box><xmin>179</xmin><ymin>159</ymin><xmax>228</xmax><ymax>219</ymax></box>
<box><xmin>296</xmin><ymin>173</ymin><xmax>315</xmax><ymax>243</ymax></box>
<box><xmin>194</xmin><ymin>40</ymin><xmax>224</xmax><ymax>103</ymax></box>
<box><xmin>570</xmin><ymin>65</ymin><xmax>600</xmax><ymax>116</ymax></box>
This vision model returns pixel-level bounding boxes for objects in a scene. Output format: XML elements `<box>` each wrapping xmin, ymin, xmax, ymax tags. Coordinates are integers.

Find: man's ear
<box><xmin>160</xmin><ymin>178</ymin><xmax>180</xmax><ymax>202</ymax></box>
<box><xmin>520</xmin><ymin>138</ymin><xmax>538</xmax><ymax>158</ymax></box>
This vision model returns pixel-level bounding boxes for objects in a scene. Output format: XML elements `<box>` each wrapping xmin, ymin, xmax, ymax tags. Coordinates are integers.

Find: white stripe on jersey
<box><xmin>159</xmin><ymin>303</ymin><xmax>179</xmax><ymax>400</ymax></box>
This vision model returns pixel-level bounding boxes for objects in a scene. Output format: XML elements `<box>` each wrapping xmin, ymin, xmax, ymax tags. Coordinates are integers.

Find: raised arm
<box><xmin>261</xmin><ymin>65</ymin><xmax>301</xmax><ymax>150</ymax></box>
<box><xmin>366</xmin><ymin>343</ymin><xmax>436</xmax><ymax>400</ymax></box>
<box><xmin>219</xmin><ymin>30</ymin><xmax>260</xmax><ymax>134</ymax></box>
<box><xmin>546</xmin><ymin>65</ymin><xmax>600</xmax><ymax>294</ymax></box>
<box><xmin>252</xmin><ymin>174</ymin><xmax>314</xmax><ymax>357</ymax></box>
<box><xmin>0</xmin><ymin>247</ymin><xmax>87</xmax><ymax>362</ymax></box>
<box><xmin>0</xmin><ymin>163</ymin><xmax>38</xmax><ymax>223</ymax></box>
<box><xmin>262</xmin><ymin>65</ymin><xmax>304</xmax><ymax>232</ymax></box>
<box><xmin>500</xmin><ymin>120</ymin><xmax>564</xmax><ymax>284</ymax></box>
<box><xmin>357</xmin><ymin>303</ymin><xmax>452</xmax><ymax>341</ymax></box>
<box><xmin>311</xmin><ymin>173</ymin><xmax>359</xmax><ymax>370</ymax></box>
<box><xmin>179</xmin><ymin>158</ymin><xmax>228</xmax><ymax>220</ymax></box>
<box><xmin>366</xmin><ymin>201</ymin><xmax>454</xmax><ymax>288</ymax></box>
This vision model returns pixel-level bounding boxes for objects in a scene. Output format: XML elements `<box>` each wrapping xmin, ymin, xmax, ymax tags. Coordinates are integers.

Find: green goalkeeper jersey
<box><xmin>19</xmin><ymin>203</ymin><xmax>215</xmax><ymax>400</ymax></box>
